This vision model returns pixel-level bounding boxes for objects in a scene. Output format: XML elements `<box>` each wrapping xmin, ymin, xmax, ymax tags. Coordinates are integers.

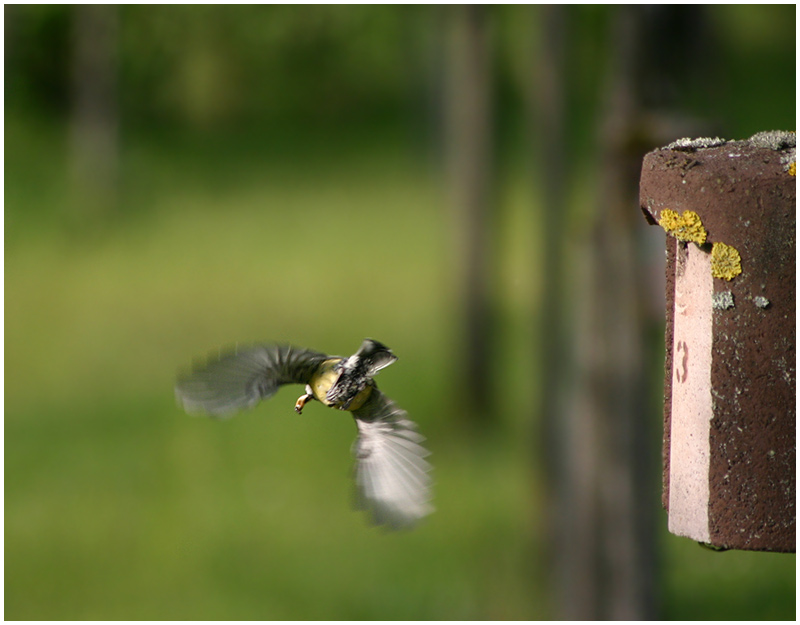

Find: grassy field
<box><xmin>5</xmin><ymin>114</ymin><xmax>795</xmax><ymax>619</ymax></box>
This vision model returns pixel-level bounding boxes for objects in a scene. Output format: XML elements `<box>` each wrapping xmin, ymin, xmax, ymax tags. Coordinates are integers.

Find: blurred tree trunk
<box><xmin>565</xmin><ymin>7</ymin><xmax>655</xmax><ymax>618</ymax></box>
<box><xmin>443</xmin><ymin>5</ymin><xmax>495</xmax><ymax>426</ymax></box>
<box><xmin>530</xmin><ymin>2</ymin><xmax>568</xmax><ymax>573</ymax></box>
<box><xmin>536</xmin><ymin>5</ymin><xmax>711</xmax><ymax>619</ymax></box>
<box><xmin>70</xmin><ymin>4</ymin><xmax>120</xmax><ymax>222</ymax></box>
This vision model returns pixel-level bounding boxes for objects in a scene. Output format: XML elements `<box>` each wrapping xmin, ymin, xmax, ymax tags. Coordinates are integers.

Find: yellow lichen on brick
<box><xmin>789</xmin><ymin>161</ymin><xmax>796</xmax><ymax>176</ymax></box>
<box><xmin>658</xmin><ymin>209</ymin><xmax>683</xmax><ymax>231</ymax></box>
<box><xmin>711</xmin><ymin>242</ymin><xmax>742</xmax><ymax>280</ymax></box>
<box><xmin>658</xmin><ymin>209</ymin><xmax>708</xmax><ymax>245</ymax></box>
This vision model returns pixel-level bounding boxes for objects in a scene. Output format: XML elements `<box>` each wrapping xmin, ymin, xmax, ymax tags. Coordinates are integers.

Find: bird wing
<box><xmin>325</xmin><ymin>339</ymin><xmax>397</xmax><ymax>406</ymax></box>
<box><xmin>351</xmin><ymin>389</ymin><xmax>434</xmax><ymax>529</ymax></box>
<box><xmin>355</xmin><ymin>338</ymin><xmax>398</xmax><ymax>376</ymax></box>
<box><xmin>175</xmin><ymin>344</ymin><xmax>329</xmax><ymax>418</ymax></box>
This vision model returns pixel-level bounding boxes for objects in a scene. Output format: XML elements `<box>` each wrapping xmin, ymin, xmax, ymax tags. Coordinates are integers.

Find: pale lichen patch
<box><xmin>665</xmin><ymin>137</ymin><xmax>728</xmax><ymax>151</ymax></box>
<box><xmin>712</xmin><ymin>291</ymin><xmax>734</xmax><ymax>310</ymax></box>
<box><xmin>748</xmin><ymin>130</ymin><xmax>796</xmax><ymax>150</ymax></box>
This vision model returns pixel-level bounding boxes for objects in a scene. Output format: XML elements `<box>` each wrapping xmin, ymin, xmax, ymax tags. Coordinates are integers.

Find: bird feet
<box><xmin>295</xmin><ymin>392</ymin><xmax>314</xmax><ymax>414</ymax></box>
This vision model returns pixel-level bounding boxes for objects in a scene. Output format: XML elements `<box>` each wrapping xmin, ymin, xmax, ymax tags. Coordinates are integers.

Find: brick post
<box><xmin>639</xmin><ymin>132</ymin><xmax>795</xmax><ymax>552</ymax></box>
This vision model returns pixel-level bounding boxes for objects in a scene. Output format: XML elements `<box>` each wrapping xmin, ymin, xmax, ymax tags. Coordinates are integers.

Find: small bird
<box><xmin>175</xmin><ymin>338</ymin><xmax>433</xmax><ymax>529</ymax></box>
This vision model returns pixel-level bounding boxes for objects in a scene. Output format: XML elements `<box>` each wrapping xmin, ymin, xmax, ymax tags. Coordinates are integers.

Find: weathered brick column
<box><xmin>639</xmin><ymin>131</ymin><xmax>796</xmax><ymax>552</ymax></box>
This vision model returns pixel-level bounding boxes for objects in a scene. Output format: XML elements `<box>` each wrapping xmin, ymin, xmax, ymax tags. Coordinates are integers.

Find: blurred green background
<box><xmin>5</xmin><ymin>5</ymin><xmax>795</xmax><ymax>620</ymax></box>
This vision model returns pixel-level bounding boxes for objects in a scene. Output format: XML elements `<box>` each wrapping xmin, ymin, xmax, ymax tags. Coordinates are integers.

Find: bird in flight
<box><xmin>175</xmin><ymin>338</ymin><xmax>433</xmax><ymax>529</ymax></box>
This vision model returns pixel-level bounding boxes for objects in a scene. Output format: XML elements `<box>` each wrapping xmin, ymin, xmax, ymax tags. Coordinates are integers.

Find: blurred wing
<box><xmin>175</xmin><ymin>344</ymin><xmax>328</xmax><ymax>418</ymax></box>
<box><xmin>351</xmin><ymin>390</ymin><xmax>433</xmax><ymax>529</ymax></box>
